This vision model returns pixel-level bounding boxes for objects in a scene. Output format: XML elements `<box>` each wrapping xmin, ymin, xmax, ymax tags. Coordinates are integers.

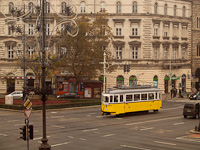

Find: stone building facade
<box><xmin>0</xmin><ymin>0</ymin><xmax>193</xmax><ymax>94</ymax></box>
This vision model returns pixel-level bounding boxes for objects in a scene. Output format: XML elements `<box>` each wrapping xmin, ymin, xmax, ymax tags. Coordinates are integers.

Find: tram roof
<box><xmin>104</xmin><ymin>87</ymin><xmax>161</xmax><ymax>94</ymax></box>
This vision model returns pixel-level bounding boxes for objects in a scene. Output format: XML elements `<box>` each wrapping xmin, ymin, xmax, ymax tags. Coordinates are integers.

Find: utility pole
<box><xmin>103</xmin><ymin>51</ymin><xmax>106</xmax><ymax>93</ymax></box>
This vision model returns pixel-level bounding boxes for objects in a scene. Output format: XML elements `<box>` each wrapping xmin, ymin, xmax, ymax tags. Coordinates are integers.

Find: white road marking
<box><xmin>14</xmin><ymin>124</ymin><xmax>25</xmax><ymax>126</ymax></box>
<box><xmin>0</xmin><ymin>133</ymin><xmax>7</xmax><ymax>136</ymax></box>
<box><xmin>126</xmin><ymin>116</ymin><xmax>181</xmax><ymax>126</ymax></box>
<box><xmin>82</xmin><ymin>128</ymin><xmax>98</xmax><ymax>132</ymax></box>
<box><xmin>154</xmin><ymin>141</ymin><xmax>176</xmax><ymax>146</ymax></box>
<box><xmin>33</xmin><ymin>136</ymin><xmax>50</xmax><ymax>141</ymax></box>
<box><xmin>176</xmin><ymin>136</ymin><xmax>200</xmax><ymax>142</ymax></box>
<box><xmin>68</xmin><ymin>136</ymin><xmax>74</xmax><ymax>139</ymax></box>
<box><xmin>50</xmin><ymin>112</ymin><xmax>57</xmax><ymax>114</ymax></box>
<box><xmin>102</xmin><ymin>134</ymin><xmax>115</xmax><ymax>137</ymax></box>
<box><xmin>161</xmin><ymin>106</ymin><xmax>182</xmax><ymax>111</ymax></box>
<box><xmin>79</xmin><ymin>138</ymin><xmax>86</xmax><ymax>141</ymax></box>
<box><xmin>140</xmin><ymin>127</ymin><xmax>154</xmax><ymax>131</ymax></box>
<box><xmin>51</xmin><ymin>125</ymin><xmax>65</xmax><ymax>129</ymax></box>
<box><xmin>7</xmin><ymin>120</ymin><xmax>20</xmax><ymax>122</ymax></box>
<box><xmin>50</xmin><ymin>116</ymin><xmax>64</xmax><ymax>118</ymax></box>
<box><xmin>115</xmin><ymin>118</ymin><xmax>122</xmax><ymax>120</ymax></box>
<box><xmin>51</xmin><ymin>142</ymin><xmax>70</xmax><ymax>147</ymax></box>
<box><xmin>173</xmin><ymin>122</ymin><xmax>184</xmax><ymax>126</ymax></box>
<box><xmin>121</xmin><ymin>145</ymin><xmax>151</xmax><ymax>150</ymax></box>
<box><xmin>96</xmin><ymin>116</ymin><xmax>102</xmax><ymax>118</ymax></box>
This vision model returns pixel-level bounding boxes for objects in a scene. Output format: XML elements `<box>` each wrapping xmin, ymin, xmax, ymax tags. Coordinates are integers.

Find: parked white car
<box><xmin>8</xmin><ymin>91</ymin><xmax>23</xmax><ymax>99</ymax></box>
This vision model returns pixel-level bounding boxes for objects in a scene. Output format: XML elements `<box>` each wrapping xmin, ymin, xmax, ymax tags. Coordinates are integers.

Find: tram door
<box><xmin>7</xmin><ymin>79</ymin><xmax>15</xmax><ymax>93</ymax></box>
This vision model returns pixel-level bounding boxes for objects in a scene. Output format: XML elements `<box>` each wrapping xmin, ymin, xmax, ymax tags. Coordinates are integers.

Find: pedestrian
<box><xmin>171</xmin><ymin>87</ymin><xmax>174</xmax><ymax>98</ymax></box>
<box><xmin>174</xmin><ymin>88</ymin><xmax>177</xmax><ymax>97</ymax></box>
<box><xmin>179</xmin><ymin>89</ymin><xmax>183</xmax><ymax>98</ymax></box>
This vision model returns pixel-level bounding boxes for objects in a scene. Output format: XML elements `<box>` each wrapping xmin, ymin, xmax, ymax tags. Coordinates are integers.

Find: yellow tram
<box><xmin>101</xmin><ymin>86</ymin><xmax>162</xmax><ymax>115</ymax></box>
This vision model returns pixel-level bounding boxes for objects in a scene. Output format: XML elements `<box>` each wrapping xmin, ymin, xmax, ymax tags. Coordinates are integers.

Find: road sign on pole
<box><xmin>24</xmin><ymin>109</ymin><xmax>32</xmax><ymax>120</ymax></box>
<box><xmin>24</xmin><ymin>99</ymin><xmax>32</xmax><ymax>109</ymax></box>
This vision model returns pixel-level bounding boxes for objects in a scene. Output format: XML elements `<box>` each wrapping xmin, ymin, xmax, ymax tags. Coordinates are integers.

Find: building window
<box><xmin>154</xmin><ymin>2</ymin><xmax>158</xmax><ymax>14</ymax></box>
<box><xmin>28</xmin><ymin>46</ymin><xmax>34</xmax><ymax>56</ymax></box>
<box><xmin>154</xmin><ymin>47</ymin><xmax>158</xmax><ymax>59</ymax></box>
<box><xmin>197</xmin><ymin>45</ymin><xmax>200</xmax><ymax>57</ymax></box>
<box><xmin>9</xmin><ymin>2</ymin><xmax>14</xmax><ymax>14</ymax></box>
<box><xmin>163</xmin><ymin>24</ymin><xmax>169</xmax><ymax>36</ymax></box>
<box><xmin>153</xmin><ymin>75</ymin><xmax>158</xmax><ymax>87</ymax></box>
<box><xmin>173</xmin><ymin>24</ymin><xmax>179</xmax><ymax>37</ymax></box>
<box><xmin>154</xmin><ymin>24</ymin><xmax>159</xmax><ymax>36</ymax></box>
<box><xmin>61</xmin><ymin>2</ymin><xmax>66</xmax><ymax>13</ymax></box>
<box><xmin>46</xmin><ymin>2</ymin><xmax>50</xmax><ymax>13</ymax></box>
<box><xmin>182</xmin><ymin>6</ymin><xmax>186</xmax><ymax>17</ymax></box>
<box><xmin>182</xmin><ymin>25</ymin><xmax>187</xmax><ymax>37</ymax></box>
<box><xmin>28</xmin><ymin>2</ymin><xmax>34</xmax><ymax>13</ymax></box>
<box><xmin>117</xmin><ymin>75</ymin><xmax>124</xmax><ymax>87</ymax></box>
<box><xmin>174</xmin><ymin>5</ymin><xmax>177</xmax><ymax>16</ymax></box>
<box><xmin>132</xmin><ymin>24</ymin><xmax>138</xmax><ymax>36</ymax></box>
<box><xmin>182</xmin><ymin>47</ymin><xmax>186</xmax><ymax>59</ymax></box>
<box><xmin>80</xmin><ymin>1</ymin><xmax>86</xmax><ymax>13</ymax></box>
<box><xmin>130</xmin><ymin>75</ymin><xmax>137</xmax><ymax>86</ymax></box>
<box><xmin>116</xmin><ymin>1</ymin><xmax>121</xmax><ymax>13</ymax></box>
<box><xmin>8</xmin><ymin>46</ymin><xmax>14</xmax><ymax>59</ymax></box>
<box><xmin>132</xmin><ymin>47</ymin><xmax>138</xmax><ymax>59</ymax></box>
<box><xmin>164</xmin><ymin>4</ymin><xmax>167</xmax><ymax>15</ymax></box>
<box><xmin>173</xmin><ymin>47</ymin><xmax>178</xmax><ymax>59</ymax></box>
<box><xmin>133</xmin><ymin>1</ymin><xmax>137</xmax><ymax>13</ymax></box>
<box><xmin>8</xmin><ymin>24</ymin><xmax>14</xmax><ymax>35</ymax></box>
<box><xmin>164</xmin><ymin>47</ymin><xmax>168</xmax><ymax>59</ymax></box>
<box><xmin>197</xmin><ymin>17</ymin><xmax>200</xmax><ymax>28</ymax></box>
<box><xmin>28</xmin><ymin>24</ymin><xmax>34</xmax><ymax>35</ymax></box>
<box><xmin>46</xmin><ymin>24</ymin><xmax>50</xmax><ymax>35</ymax></box>
<box><xmin>116</xmin><ymin>46</ymin><xmax>122</xmax><ymax>59</ymax></box>
<box><xmin>100</xmin><ymin>1</ymin><xmax>105</xmax><ymax>12</ymax></box>
<box><xmin>115</xmin><ymin>24</ymin><xmax>122</xmax><ymax>36</ymax></box>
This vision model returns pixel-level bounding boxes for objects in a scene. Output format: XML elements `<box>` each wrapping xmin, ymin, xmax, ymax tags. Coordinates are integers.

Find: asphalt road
<box><xmin>0</xmin><ymin>99</ymin><xmax>200</xmax><ymax>150</ymax></box>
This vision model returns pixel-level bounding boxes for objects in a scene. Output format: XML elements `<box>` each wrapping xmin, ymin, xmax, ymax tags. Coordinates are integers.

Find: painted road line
<box><xmin>82</xmin><ymin>128</ymin><xmax>98</xmax><ymax>132</ymax></box>
<box><xmin>126</xmin><ymin>116</ymin><xmax>181</xmax><ymax>126</ymax></box>
<box><xmin>154</xmin><ymin>141</ymin><xmax>176</xmax><ymax>146</ymax></box>
<box><xmin>140</xmin><ymin>127</ymin><xmax>154</xmax><ymax>131</ymax></box>
<box><xmin>102</xmin><ymin>134</ymin><xmax>115</xmax><ymax>137</ymax></box>
<box><xmin>14</xmin><ymin>124</ymin><xmax>25</xmax><ymax>126</ymax></box>
<box><xmin>51</xmin><ymin>142</ymin><xmax>70</xmax><ymax>148</ymax></box>
<box><xmin>173</xmin><ymin>122</ymin><xmax>184</xmax><ymax>126</ymax></box>
<box><xmin>161</xmin><ymin>106</ymin><xmax>182</xmax><ymax>111</ymax></box>
<box><xmin>121</xmin><ymin>145</ymin><xmax>151</xmax><ymax>150</ymax></box>
<box><xmin>50</xmin><ymin>112</ymin><xmax>57</xmax><ymax>114</ymax></box>
<box><xmin>68</xmin><ymin>136</ymin><xmax>74</xmax><ymax>139</ymax></box>
<box><xmin>51</xmin><ymin>125</ymin><xmax>65</xmax><ymax>129</ymax></box>
<box><xmin>50</xmin><ymin>116</ymin><xmax>64</xmax><ymax>118</ymax></box>
<box><xmin>7</xmin><ymin>120</ymin><xmax>20</xmax><ymax>122</ymax></box>
<box><xmin>33</xmin><ymin>136</ymin><xmax>50</xmax><ymax>141</ymax></box>
<box><xmin>0</xmin><ymin>133</ymin><xmax>7</xmax><ymax>136</ymax></box>
<box><xmin>80</xmin><ymin>138</ymin><xmax>86</xmax><ymax>141</ymax></box>
<box><xmin>176</xmin><ymin>136</ymin><xmax>200</xmax><ymax>142</ymax></box>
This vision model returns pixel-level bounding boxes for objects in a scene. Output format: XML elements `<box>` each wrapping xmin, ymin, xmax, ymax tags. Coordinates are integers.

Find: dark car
<box><xmin>183</xmin><ymin>103</ymin><xmax>200</xmax><ymax>119</ymax></box>
<box><xmin>189</xmin><ymin>92</ymin><xmax>200</xmax><ymax>100</ymax></box>
<box><xmin>57</xmin><ymin>93</ymin><xmax>80</xmax><ymax>99</ymax></box>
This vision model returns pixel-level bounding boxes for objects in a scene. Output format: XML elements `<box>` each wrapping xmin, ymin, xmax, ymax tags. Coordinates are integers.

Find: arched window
<box><xmin>9</xmin><ymin>2</ymin><xmax>14</xmax><ymax>13</ymax></box>
<box><xmin>117</xmin><ymin>75</ymin><xmax>124</xmax><ymax>87</ymax></box>
<box><xmin>80</xmin><ymin>1</ymin><xmax>86</xmax><ymax>13</ymax></box>
<box><xmin>28</xmin><ymin>2</ymin><xmax>34</xmax><ymax>13</ymax></box>
<box><xmin>46</xmin><ymin>2</ymin><xmax>50</xmax><ymax>13</ymax></box>
<box><xmin>153</xmin><ymin>75</ymin><xmax>158</xmax><ymax>87</ymax></box>
<box><xmin>182</xmin><ymin>74</ymin><xmax>186</xmax><ymax>92</ymax></box>
<box><xmin>133</xmin><ymin>1</ymin><xmax>137</xmax><ymax>13</ymax></box>
<box><xmin>116</xmin><ymin>1</ymin><xmax>121</xmax><ymax>13</ymax></box>
<box><xmin>182</xmin><ymin>6</ymin><xmax>186</xmax><ymax>17</ymax></box>
<box><xmin>174</xmin><ymin>5</ymin><xmax>177</xmax><ymax>16</ymax></box>
<box><xmin>61</xmin><ymin>2</ymin><xmax>66</xmax><ymax>13</ymax></box>
<box><xmin>100</xmin><ymin>1</ymin><xmax>105</xmax><ymax>12</ymax></box>
<box><xmin>129</xmin><ymin>75</ymin><xmax>137</xmax><ymax>86</ymax></box>
<box><xmin>164</xmin><ymin>4</ymin><xmax>167</xmax><ymax>15</ymax></box>
<box><xmin>154</xmin><ymin>2</ymin><xmax>158</xmax><ymax>14</ymax></box>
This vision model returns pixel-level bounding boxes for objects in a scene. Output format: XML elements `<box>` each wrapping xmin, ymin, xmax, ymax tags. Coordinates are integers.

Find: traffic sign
<box><xmin>24</xmin><ymin>109</ymin><xmax>32</xmax><ymax>120</ymax></box>
<box><xmin>24</xmin><ymin>99</ymin><xmax>32</xmax><ymax>109</ymax></box>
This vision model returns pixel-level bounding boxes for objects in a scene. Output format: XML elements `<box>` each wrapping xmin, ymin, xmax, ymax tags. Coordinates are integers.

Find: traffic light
<box><xmin>127</xmin><ymin>64</ymin><xmax>130</xmax><ymax>72</ymax></box>
<box><xmin>20</xmin><ymin>126</ymin><xmax>26</xmax><ymax>141</ymax></box>
<box><xmin>124</xmin><ymin>64</ymin><xmax>127</xmax><ymax>72</ymax></box>
<box><xmin>28</xmin><ymin>125</ymin><xmax>34</xmax><ymax>140</ymax></box>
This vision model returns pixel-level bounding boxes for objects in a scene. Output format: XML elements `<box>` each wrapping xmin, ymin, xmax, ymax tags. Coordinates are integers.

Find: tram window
<box><xmin>114</xmin><ymin>95</ymin><xmax>118</xmax><ymax>102</ymax></box>
<box><xmin>120</xmin><ymin>95</ymin><xmax>123</xmax><ymax>102</ymax></box>
<box><xmin>155</xmin><ymin>92</ymin><xmax>158</xmax><ymax>99</ymax></box>
<box><xmin>126</xmin><ymin>95</ymin><xmax>133</xmax><ymax>102</ymax></box>
<box><xmin>141</xmin><ymin>94</ymin><xmax>147</xmax><ymax>100</ymax></box>
<box><xmin>148</xmin><ymin>93</ymin><xmax>154</xmax><ymax>100</ymax></box>
<box><xmin>110</xmin><ymin>96</ymin><xmax>113</xmax><ymax>103</ymax></box>
<box><xmin>134</xmin><ymin>94</ymin><xmax>140</xmax><ymax>101</ymax></box>
<box><xmin>105</xmin><ymin>96</ymin><xmax>109</xmax><ymax>102</ymax></box>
